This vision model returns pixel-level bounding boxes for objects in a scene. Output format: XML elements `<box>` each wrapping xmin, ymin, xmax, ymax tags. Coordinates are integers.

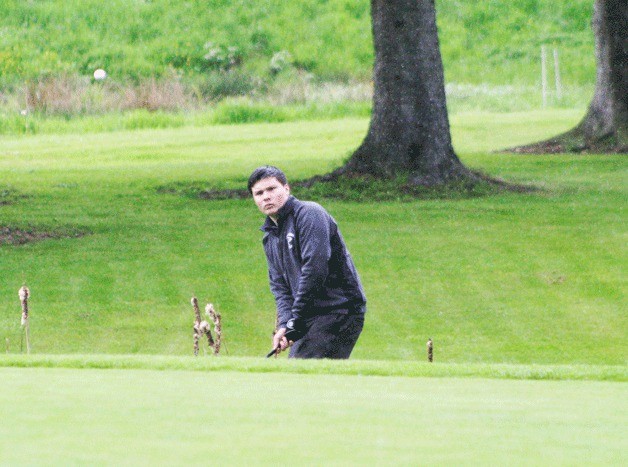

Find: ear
<box><xmin>285</xmin><ymin>184</ymin><xmax>290</xmax><ymax>194</ymax></box>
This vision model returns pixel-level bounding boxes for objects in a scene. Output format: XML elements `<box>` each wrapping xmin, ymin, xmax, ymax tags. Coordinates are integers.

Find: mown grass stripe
<box><xmin>1</xmin><ymin>355</ymin><xmax>625</xmax><ymax>382</ymax></box>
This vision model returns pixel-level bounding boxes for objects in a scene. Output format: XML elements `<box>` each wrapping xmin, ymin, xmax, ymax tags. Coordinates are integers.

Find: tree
<box><xmin>329</xmin><ymin>0</ymin><xmax>475</xmax><ymax>186</ymax></box>
<box><xmin>513</xmin><ymin>0</ymin><xmax>627</xmax><ymax>153</ymax></box>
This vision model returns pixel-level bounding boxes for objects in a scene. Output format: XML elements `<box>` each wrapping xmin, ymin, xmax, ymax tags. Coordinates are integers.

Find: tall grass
<box><xmin>0</xmin><ymin>85</ymin><xmax>591</xmax><ymax>136</ymax></box>
<box><xmin>0</xmin><ymin>100</ymin><xmax>373</xmax><ymax>135</ymax></box>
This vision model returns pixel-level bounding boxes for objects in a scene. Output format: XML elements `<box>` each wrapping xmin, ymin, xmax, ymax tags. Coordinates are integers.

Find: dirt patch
<box><xmin>0</xmin><ymin>188</ymin><xmax>27</xmax><ymax>206</ymax></box>
<box><xmin>508</xmin><ymin>141</ymin><xmax>570</xmax><ymax>154</ymax></box>
<box><xmin>501</xmin><ymin>129</ymin><xmax>627</xmax><ymax>155</ymax></box>
<box><xmin>156</xmin><ymin>182</ymin><xmax>249</xmax><ymax>200</ymax></box>
<box><xmin>0</xmin><ymin>226</ymin><xmax>89</xmax><ymax>246</ymax></box>
<box><xmin>198</xmin><ymin>188</ymin><xmax>249</xmax><ymax>200</ymax></box>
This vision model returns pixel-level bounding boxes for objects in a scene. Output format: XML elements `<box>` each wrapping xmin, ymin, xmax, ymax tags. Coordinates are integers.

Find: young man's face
<box><xmin>251</xmin><ymin>176</ymin><xmax>290</xmax><ymax>219</ymax></box>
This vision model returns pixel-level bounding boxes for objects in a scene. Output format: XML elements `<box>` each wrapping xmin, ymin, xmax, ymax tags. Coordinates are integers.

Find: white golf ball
<box><xmin>93</xmin><ymin>69</ymin><xmax>107</xmax><ymax>80</ymax></box>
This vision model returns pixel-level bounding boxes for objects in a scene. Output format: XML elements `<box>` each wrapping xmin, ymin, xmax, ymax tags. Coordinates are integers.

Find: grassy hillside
<box><xmin>0</xmin><ymin>0</ymin><xmax>594</xmax><ymax>84</ymax></box>
<box><xmin>0</xmin><ymin>0</ymin><xmax>595</xmax><ymax>121</ymax></box>
<box><xmin>1</xmin><ymin>111</ymin><xmax>625</xmax><ymax>363</ymax></box>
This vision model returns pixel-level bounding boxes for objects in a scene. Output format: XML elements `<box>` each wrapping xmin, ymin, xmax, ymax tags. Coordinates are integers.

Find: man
<box><xmin>248</xmin><ymin>166</ymin><xmax>367</xmax><ymax>359</ymax></box>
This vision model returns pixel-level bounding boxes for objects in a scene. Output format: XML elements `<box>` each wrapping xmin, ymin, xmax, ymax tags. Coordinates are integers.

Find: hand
<box><xmin>272</xmin><ymin>328</ymin><xmax>290</xmax><ymax>355</ymax></box>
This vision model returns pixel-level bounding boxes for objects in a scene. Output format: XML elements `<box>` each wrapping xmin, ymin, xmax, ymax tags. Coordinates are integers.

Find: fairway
<box><xmin>0</xmin><ymin>367</ymin><xmax>625</xmax><ymax>465</ymax></box>
<box><xmin>1</xmin><ymin>111</ymin><xmax>626</xmax><ymax>363</ymax></box>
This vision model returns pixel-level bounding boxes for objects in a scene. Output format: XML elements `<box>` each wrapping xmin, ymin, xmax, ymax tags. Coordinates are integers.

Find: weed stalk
<box><xmin>19</xmin><ymin>286</ymin><xmax>30</xmax><ymax>354</ymax></box>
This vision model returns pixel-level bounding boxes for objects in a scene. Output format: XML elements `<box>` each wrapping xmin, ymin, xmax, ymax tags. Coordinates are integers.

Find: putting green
<box><xmin>1</xmin><ymin>367</ymin><xmax>625</xmax><ymax>464</ymax></box>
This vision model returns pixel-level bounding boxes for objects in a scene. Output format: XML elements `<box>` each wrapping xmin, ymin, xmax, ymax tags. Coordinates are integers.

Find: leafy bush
<box><xmin>190</xmin><ymin>71</ymin><xmax>258</xmax><ymax>100</ymax></box>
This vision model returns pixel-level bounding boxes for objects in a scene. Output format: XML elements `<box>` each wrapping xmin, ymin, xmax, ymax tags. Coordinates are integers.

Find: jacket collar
<box><xmin>260</xmin><ymin>196</ymin><xmax>297</xmax><ymax>233</ymax></box>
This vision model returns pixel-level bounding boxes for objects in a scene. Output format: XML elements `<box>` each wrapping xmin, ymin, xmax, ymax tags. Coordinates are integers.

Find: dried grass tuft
<box><xmin>205</xmin><ymin>304</ymin><xmax>222</xmax><ymax>355</ymax></box>
<box><xmin>427</xmin><ymin>338</ymin><xmax>433</xmax><ymax>363</ymax></box>
<box><xmin>22</xmin><ymin>76</ymin><xmax>196</xmax><ymax>115</ymax></box>
<box><xmin>191</xmin><ymin>297</ymin><xmax>202</xmax><ymax>356</ymax></box>
<box><xmin>19</xmin><ymin>286</ymin><xmax>29</xmax><ymax>325</ymax></box>
<box><xmin>19</xmin><ymin>286</ymin><xmax>31</xmax><ymax>354</ymax></box>
<box><xmin>191</xmin><ymin>297</ymin><xmax>222</xmax><ymax>355</ymax></box>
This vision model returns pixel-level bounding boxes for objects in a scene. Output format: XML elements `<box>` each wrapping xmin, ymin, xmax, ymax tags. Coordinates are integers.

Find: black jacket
<box><xmin>261</xmin><ymin>196</ymin><xmax>366</xmax><ymax>329</ymax></box>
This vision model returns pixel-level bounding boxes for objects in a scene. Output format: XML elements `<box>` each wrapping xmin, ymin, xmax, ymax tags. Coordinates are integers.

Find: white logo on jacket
<box><xmin>286</xmin><ymin>232</ymin><xmax>295</xmax><ymax>250</ymax></box>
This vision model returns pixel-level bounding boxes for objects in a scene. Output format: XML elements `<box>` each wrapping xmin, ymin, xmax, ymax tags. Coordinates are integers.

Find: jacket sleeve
<box><xmin>291</xmin><ymin>204</ymin><xmax>331</xmax><ymax>319</ymax></box>
<box><xmin>266</xmin><ymin>253</ymin><xmax>294</xmax><ymax>329</ymax></box>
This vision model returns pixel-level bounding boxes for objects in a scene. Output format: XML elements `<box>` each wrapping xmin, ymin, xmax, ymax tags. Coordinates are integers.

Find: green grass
<box><xmin>1</xmin><ymin>354</ymin><xmax>626</xmax><ymax>381</ymax></box>
<box><xmin>0</xmin><ymin>0</ymin><xmax>594</xmax><ymax>85</ymax></box>
<box><xmin>0</xmin><ymin>94</ymin><xmax>593</xmax><ymax>136</ymax></box>
<box><xmin>0</xmin><ymin>101</ymin><xmax>373</xmax><ymax>136</ymax></box>
<box><xmin>0</xmin><ymin>110</ymin><xmax>626</xmax><ymax>365</ymax></box>
<box><xmin>0</xmin><ymin>367</ymin><xmax>626</xmax><ymax>464</ymax></box>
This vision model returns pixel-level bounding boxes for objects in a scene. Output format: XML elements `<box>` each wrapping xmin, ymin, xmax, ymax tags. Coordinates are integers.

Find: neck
<box><xmin>269</xmin><ymin>195</ymin><xmax>292</xmax><ymax>225</ymax></box>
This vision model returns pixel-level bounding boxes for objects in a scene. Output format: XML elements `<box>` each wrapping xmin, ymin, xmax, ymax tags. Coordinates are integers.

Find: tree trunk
<box><xmin>511</xmin><ymin>0</ymin><xmax>627</xmax><ymax>153</ymax></box>
<box><xmin>339</xmin><ymin>0</ymin><xmax>470</xmax><ymax>185</ymax></box>
<box><xmin>580</xmin><ymin>0</ymin><xmax>627</xmax><ymax>148</ymax></box>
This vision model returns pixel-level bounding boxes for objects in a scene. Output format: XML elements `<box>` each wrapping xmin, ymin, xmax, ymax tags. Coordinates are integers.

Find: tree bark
<box><xmin>581</xmin><ymin>0</ymin><xmax>627</xmax><ymax>148</ymax></box>
<box><xmin>512</xmin><ymin>0</ymin><xmax>627</xmax><ymax>153</ymax></box>
<box><xmin>339</xmin><ymin>0</ymin><xmax>470</xmax><ymax>185</ymax></box>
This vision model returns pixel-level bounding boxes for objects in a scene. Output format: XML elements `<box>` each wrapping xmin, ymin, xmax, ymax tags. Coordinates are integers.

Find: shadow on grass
<box><xmin>157</xmin><ymin>171</ymin><xmax>538</xmax><ymax>203</ymax></box>
<box><xmin>500</xmin><ymin>125</ymin><xmax>628</xmax><ymax>155</ymax></box>
<box><xmin>0</xmin><ymin>186</ymin><xmax>29</xmax><ymax>206</ymax></box>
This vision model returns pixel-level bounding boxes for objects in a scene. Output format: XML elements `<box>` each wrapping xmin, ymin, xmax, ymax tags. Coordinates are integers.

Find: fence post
<box><xmin>541</xmin><ymin>45</ymin><xmax>548</xmax><ymax>107</ymax></box>
<box><xmin>553</xmin><ymin>48</ymin><xmax>562</xmax><ymax>99</ymax></box>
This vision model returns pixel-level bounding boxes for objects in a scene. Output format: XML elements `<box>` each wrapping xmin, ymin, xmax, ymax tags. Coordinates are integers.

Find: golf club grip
<box><xmin>266</xmin><ymin>347</ymin><xmax>279</xmax><ymax>358</ymax></box>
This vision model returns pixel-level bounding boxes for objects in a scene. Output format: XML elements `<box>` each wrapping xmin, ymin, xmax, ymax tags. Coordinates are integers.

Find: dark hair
<box><xmin>247</xmin><ymin>166</ymin><xmax>288</xmax><ymax>194</ymax></box>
